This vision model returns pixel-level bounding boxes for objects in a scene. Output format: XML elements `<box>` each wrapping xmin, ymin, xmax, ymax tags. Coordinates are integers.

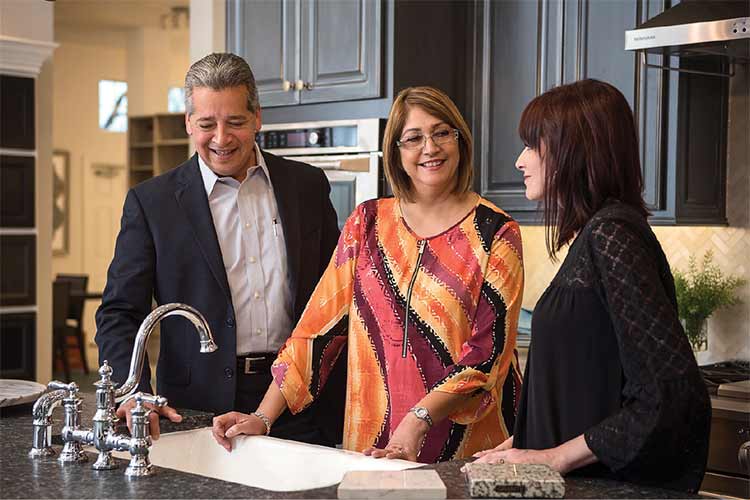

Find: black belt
<box><xmin>237</xmin><ymin>353</ymin><xmax>276</xmax><ymax>375</ymax></box>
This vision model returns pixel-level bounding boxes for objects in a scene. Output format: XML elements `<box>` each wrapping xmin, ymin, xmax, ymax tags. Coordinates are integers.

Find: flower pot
<box><xmin>681</xmin><ymin>316</ymin><xmax>708</xmax><ymax>352</ymax></box>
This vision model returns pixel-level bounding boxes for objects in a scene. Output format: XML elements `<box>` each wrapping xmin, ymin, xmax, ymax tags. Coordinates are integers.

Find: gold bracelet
<box><xmin>252</xmin><ymin>410</ymin><xmax>271</xmax><ymax>435</ymax></box>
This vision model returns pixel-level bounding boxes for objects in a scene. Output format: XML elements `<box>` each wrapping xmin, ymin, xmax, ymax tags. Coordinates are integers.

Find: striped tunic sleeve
<box><xmin>431</xmin><ymin>218</ymin><xmax>524</xmax><ymax>425</ymax></box>
<box><xmin>271</xmin><ymin>204</ymin><xmax>364</xmax><ymax>413</ymax></box>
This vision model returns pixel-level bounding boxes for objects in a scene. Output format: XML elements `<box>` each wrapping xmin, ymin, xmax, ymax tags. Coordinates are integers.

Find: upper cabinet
<box><xmin>227</xmin><ymin>0</ymin><xmax>382</xmax><ymax>108</ymax></box>
<box><xmin>472</xmin><ymin>0</ymin><xmax>729</xmax><ymax>225</ymax></box>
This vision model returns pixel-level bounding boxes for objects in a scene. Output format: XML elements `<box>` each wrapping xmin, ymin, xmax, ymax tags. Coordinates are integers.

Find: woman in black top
<box><xmin>473</xmin><ymin>79</ymin><xmax>710</xmax><ymax>492</ymax></box>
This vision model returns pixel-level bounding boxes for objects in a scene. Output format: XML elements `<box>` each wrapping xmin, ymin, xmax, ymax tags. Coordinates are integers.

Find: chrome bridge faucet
<box><xmin>29</xmin><ymin>303</ymin><xmax>217</xmax><ymax>477</ymax></box>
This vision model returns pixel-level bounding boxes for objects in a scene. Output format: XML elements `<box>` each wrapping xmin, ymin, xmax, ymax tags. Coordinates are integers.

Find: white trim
<box><xmin>0</xmin><ymin>228</ymin><xmax>37</xmax><ymax>235</ymax></box>
<box><xmin>0</xmin><ymin>35</ymin><xmax>58</xmax><ymax>76</ymax></box>
<box><xmin>0</xmin><ymin>148</ymin><xmax>36</xmax><ymax>157</ymax></box>
<box><xmin>0</xmin><ymin>306</ymin><xmax>37</xmax><ymax>315</ymax></box>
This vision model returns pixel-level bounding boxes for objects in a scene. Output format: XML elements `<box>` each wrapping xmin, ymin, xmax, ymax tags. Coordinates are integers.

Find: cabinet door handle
<box><xmin>281</xmin><ymin>80</ymin><xmax>291</xmax><ymax>92</ymax></box>
<box><xmin>739</xmin><ymin>441</ymin><xmax>750</xmax><ymax>473</ymax></box>
<box><xmin>294</xmin><ymin>80</ymin><xmax>305</xmax><ymax>91</ymax></box>
<box><xmin>303</xmin><ymin>81</ymin><xmax>314</xmax><ymax>90</ymax></box>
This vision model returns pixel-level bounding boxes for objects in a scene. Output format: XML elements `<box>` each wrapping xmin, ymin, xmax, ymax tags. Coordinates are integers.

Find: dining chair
<box><xmin>54</xmin><ymin>274</ymin><xmax>90</xmax><ymax>374</ymax></box>
<box><xmin>52</xmin><ymin>280</ymin><xmax>72</xmax><ymax>382</ymax></box>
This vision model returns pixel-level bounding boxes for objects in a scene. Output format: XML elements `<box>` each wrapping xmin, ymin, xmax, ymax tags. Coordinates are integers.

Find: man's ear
<box><xmin>255</xmin><ymin>108</ymin><xmax>262</xmax><ymax>132</ymax></box>
<box><xmin>185</xmin><ymin>113</ymin><xmax>192</xmax><ymax>135</ymax></box>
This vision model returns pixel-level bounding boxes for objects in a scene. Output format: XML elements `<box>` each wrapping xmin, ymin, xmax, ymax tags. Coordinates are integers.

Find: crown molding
<box><xmin>0</xmin><ymin>35</ymin><xmax>58</xmax><ymax>77</ymax></box>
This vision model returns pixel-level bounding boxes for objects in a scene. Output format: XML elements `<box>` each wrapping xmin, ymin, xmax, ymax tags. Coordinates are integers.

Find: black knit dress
<box><xmin>513</xmin><ymin>201</ymin><xmax>711</xmax><ymax>493</ymax></box>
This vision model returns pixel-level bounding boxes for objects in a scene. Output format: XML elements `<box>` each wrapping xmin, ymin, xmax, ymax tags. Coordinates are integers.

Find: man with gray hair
<box><xmin>96</xmin><ymin>53</ymin><xmax>344</xmax><ymax>446</ymax></box>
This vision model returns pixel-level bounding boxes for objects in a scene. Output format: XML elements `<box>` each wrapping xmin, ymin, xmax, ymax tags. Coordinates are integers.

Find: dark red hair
<box><xmin>519</xmin><ymin>78</ymin><xmax>649</xmax><ymax>258</ymax></box>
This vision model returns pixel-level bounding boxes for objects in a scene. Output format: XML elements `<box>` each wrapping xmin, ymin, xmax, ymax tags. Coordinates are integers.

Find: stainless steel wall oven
<box><xmin>258</xmin><ymin>119</ymin><xmax>386</xmax><ymax>229</ymax></box>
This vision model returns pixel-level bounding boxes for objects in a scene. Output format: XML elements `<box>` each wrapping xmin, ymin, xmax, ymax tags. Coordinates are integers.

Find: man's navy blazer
<box><xmin>95</xmin><ymin>152</ymin><xmax>342</xmax><ymax>418</ymax></box>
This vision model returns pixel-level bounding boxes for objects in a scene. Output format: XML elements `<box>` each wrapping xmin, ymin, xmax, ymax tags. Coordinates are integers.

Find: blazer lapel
<box><xmin>265</xmin><ymin>151</ymin><xmax>302</xmax><ymax>308</ymax></box>
<box><xmin>174</xmin><ymin>155</ymin><xmax>232</xmax><ymax>301</ymax></box>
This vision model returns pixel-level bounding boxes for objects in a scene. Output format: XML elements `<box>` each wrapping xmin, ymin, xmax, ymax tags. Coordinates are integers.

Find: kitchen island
<box><xmin>0</xmin><ymin>395</ymin><xmax>701</xmax><ymax>499</ymax></box>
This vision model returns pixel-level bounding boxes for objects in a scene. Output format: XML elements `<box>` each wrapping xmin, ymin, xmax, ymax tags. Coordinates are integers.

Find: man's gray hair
<box><xmin>184</xmin><ymin>53</ymin><xmax>259</xmax><ymax>115</ymax></box>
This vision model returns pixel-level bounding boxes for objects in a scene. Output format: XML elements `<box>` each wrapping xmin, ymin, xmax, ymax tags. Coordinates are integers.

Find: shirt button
<box><xmin>254</xmin><ymin>291</ymin><xmax>262</xmax><ymax>300</ymax></box>
<box><xmin>256</xmin><ymin>328</ymin><xmax>262</xmax><ymax>335</ymax></box>
<box><xmin>249</xmin><ymin>256</ymin><xmax>257</xmax><ymax>263</ymax></box>
<box><xmin>245</xmin><ymin>223</ymin><xmax>251</xmax><ymax>229</ymax></box>
<box><xmin>226</xmin><ymin>318</ymin><xmax>234</xmax><ymax>327</ymax></box>
<box><xmin>224</xmin><ymin>367</ymin><xmax>234</xmax><ymax>379</ymax></box>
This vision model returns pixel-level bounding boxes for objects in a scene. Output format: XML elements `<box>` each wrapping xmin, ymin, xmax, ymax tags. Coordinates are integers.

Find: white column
<box><xmin>189</xmin><ymin>0</ymin><xmax>226</xmax><ymax>64</ymax></box>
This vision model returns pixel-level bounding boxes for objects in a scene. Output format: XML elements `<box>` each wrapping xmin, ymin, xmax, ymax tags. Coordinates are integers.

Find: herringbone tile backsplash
<box><xmin>518</xmin><ymin>79</ymin><xmax>749</xmax><ymax>363</ymax></box>
<box><xmin>519</xmin><ymin>222</ymin><xmax>749</xmax><ymax>364</ymax></box>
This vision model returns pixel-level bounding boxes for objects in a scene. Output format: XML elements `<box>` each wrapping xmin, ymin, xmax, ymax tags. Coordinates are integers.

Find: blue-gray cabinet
<box><xmin>227</xmin><ymin>0</ymin><xmax>382</xmax><ymax>107</ymax></box>
<box><xmin>471</xmin><ymin>0</ymin><xmax>729</xmax><ymax>225</ymax></box>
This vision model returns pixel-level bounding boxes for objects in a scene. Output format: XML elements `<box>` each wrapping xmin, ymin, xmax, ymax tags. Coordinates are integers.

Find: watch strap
<box><xmin>409</xmin><ymin>406</ymin><xmax>433</xmax><ymax>427</ymax></box>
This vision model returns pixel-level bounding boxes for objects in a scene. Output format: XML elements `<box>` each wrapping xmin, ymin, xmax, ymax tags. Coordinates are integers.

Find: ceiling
<box><xmin>54</xmin><ymin>0</ymin><xmax>190</xmax><ymax>30</ymax></box>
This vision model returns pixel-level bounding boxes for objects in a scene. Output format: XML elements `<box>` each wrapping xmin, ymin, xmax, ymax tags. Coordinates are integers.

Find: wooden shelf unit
<box><xmin>128</xmin><ymin>113</ymin><xmax>189</xmax><ymax>187</ymax></box>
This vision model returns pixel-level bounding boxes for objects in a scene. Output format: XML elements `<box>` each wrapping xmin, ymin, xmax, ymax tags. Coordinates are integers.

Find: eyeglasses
<box><xmin>396</xmin><ymin>128</ymin><xmax>459</xmax><ymax>150</ymax></box>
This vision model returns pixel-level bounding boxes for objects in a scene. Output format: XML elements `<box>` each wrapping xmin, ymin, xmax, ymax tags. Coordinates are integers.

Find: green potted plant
<box><xmin>672</xmin><ymin>251</ymin><xmax>746</xmax><ymax>351</ymax></box>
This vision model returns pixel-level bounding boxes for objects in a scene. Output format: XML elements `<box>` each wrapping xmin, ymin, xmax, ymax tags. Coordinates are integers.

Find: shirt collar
<box><xmin>197</xmin><ymin>142</ymin><xmax>270</xmax><ymax>196</ymax></box>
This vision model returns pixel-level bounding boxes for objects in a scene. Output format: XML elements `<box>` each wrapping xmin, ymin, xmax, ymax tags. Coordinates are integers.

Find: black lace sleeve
<box><xmin>582</xmin><ymin>215</ymin><xmax>711</xmax><ymax>492</ymax></box>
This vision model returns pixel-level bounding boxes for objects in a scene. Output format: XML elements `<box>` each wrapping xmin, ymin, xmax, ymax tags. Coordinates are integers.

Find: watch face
<box><xmin>415</xmin><ymin>408</ymin><xmax>427</xmax><ymax>418</ymax></box>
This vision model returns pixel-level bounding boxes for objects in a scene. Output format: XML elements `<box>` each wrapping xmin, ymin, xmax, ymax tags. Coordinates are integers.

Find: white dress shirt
<box><xmin>197</xmin><ymin>144</ymin><xmax>294</xmax><ymax>354</ymax></box>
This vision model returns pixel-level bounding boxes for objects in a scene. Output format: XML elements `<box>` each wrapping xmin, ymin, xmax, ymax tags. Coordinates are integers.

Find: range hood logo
<box><xmin>633</xmin><ymin>35</ymin><xmax>656</xmax><ymax>41</ymax></box>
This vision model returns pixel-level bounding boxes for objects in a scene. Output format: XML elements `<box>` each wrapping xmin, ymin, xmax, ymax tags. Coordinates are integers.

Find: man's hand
<box><xmin>211</xmin><ymin>411</ymin><xmax>268</xmax><ymax>452</ymax></box>
<box><xmin>116</xmin><ymin>398</ymin><xmax>182</xmax><ymax>440</ymax></box>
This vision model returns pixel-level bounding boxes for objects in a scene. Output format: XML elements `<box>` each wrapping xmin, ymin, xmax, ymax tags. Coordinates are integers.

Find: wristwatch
<box><xmin>409</xmin><ymin>406</ymin><xmax>433</xmax><ymax>428</ymax></box>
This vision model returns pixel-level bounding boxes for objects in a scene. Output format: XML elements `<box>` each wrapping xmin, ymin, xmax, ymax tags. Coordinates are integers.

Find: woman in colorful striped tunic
<box><xmin>212</xmin><ymin>87</ymin><xmax>524</xmax><ymax>463</ymax></box>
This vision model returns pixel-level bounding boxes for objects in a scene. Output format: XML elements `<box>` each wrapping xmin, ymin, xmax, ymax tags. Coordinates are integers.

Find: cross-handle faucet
<box><xmin>29</xmin><ymin>303</ymin><xmax>218</xmax><ymax>479</ymax></box>
<box><xmin>119</xmin><ymin>392</ymin><xmax>168</xmax><ymax>477</ymax></box>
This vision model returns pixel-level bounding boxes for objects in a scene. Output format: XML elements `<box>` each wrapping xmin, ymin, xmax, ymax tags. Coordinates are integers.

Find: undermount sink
<box><xmin>105</xmin><ymin>427</ymin><xmax>422</xmax><ymax>491</ymax></box>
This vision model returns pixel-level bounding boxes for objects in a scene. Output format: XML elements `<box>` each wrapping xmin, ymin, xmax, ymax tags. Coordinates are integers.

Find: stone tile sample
<box><xmin>463</xmin><ymin>462</ymin><xmax>565</xmax><ymax>498</ymax></box>
<box><xmin>338</xmin><ymin>470</ymin><xmax>446</xmax><ymax>499</ymax></box>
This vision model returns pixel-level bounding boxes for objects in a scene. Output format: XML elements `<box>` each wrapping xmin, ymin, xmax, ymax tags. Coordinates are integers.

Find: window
<box><xmin>98</xmin><ymin>80</ymin><xmax>128</xmax><ymax>132</ymax></box>
<box><xmin>168</xmin><ymin>86</ymin><xmax>185</xmax><ymax>113</ymax></box>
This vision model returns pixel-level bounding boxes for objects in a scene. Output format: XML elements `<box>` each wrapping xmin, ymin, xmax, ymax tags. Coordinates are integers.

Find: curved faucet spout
<box><xmin>114</xmin><ymin>303</ymin><xmax>217</xmax><ymax>401</ymax></box>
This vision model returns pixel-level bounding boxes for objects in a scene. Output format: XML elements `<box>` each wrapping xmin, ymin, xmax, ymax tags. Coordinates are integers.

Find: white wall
<box><xmin>52</xmin><ymin>21</ymin><xmax>190</xmax><ymax>370</ymax></box>
<box><xmin>127</xmin><ymin>26</ymin><xmax>189</xmax><ymax>115</ymax></box>
<box><xmin>53</xmin><ymin>27</ymin><xmax>129</xmax><ymax>272</ymax></box>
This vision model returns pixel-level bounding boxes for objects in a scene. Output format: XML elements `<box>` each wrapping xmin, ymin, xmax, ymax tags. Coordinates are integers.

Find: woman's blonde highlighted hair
<box><xmin>382</xmin><ymin>87</ymin><xmax>474</xmax><ymax>202</ymax></box>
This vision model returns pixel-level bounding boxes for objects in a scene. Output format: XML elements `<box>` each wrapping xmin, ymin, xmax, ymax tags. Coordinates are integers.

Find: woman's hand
<box><xmin>363</xmin><ymin>412</ymin><xmax>429</xmax><ymax>462</ymax></box>
<box><xmin>211</xmin><ymin>411</ymin><xmax>268</xmax><ymax>452</ymax></box>
<box><xmin>472</xmin><ymin>435</ymin><xmax>513</xmax><ymax>459</ymax></box>
<box><xmin>473</xmin><ymin>445</ymin><xmax>565</xmax><ymax>473</ymax></box>
<box><xmin>471</xmin><ymin>434</ymin><xmax>597</xmax><ymax>475</ymax></box>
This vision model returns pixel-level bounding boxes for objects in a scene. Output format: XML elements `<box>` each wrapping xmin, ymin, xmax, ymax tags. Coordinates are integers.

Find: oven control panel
<box><xmin>257</xmin><ymin>125</ymin><xmax>357</xmax><ymax>150</ymax></box>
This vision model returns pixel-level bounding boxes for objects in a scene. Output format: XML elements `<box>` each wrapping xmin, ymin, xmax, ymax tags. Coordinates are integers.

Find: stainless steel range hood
<box><xmin>625</xmin><ymin>0</ymin><xmax>749</xmax><ymax>59</ymax></box>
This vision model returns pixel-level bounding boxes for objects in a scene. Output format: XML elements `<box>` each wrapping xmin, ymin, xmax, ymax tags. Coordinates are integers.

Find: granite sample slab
<box><xmin>464</xmin><ymin>462</ymin><xmax>565</xmax><ymax>498</ymax></box>
<box><xmin>338</xmin><ymin>470</ymin><xmax>447</xmax><ymax>499</ymax></box>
